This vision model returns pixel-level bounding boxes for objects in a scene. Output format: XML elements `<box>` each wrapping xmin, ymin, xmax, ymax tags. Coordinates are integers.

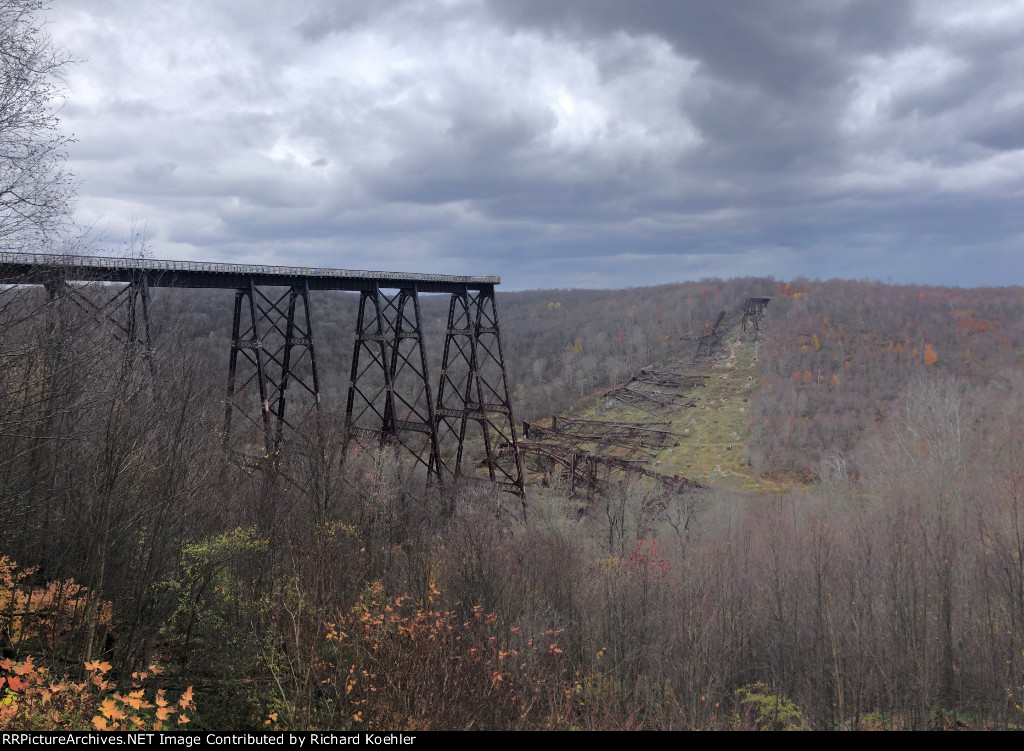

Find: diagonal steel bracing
<box><xmin>431</xmin><ymin>287</ymin><xmax>525</xmax><ymax>502</ymax></box>
<box><xmin>5</xmin><ymin>253</ymin><xmax>522</xmax><ymax>500</ymax></box>
<box><xmin>223</xmin><ymin>280</ymin><xmax>321</xmax><ymax>456</ymax></box>
<box><xmin>741</xmin><ymin>297</ymin><xmax>771</xmax><ymax>341</ymax></box>
<box><xmin>693</xmin><ymin>309</ymin><xmax>727</xmax><ymax>360</ymax></box>
<box><xmin>48</xmin><ymin>275</ymin><xmax>153</xmax><ymax>372</ymax></box>
<box><xmin>343</xmin><ymin>286</ymin><xmax>441</xmax><ymax>481</ymax></box>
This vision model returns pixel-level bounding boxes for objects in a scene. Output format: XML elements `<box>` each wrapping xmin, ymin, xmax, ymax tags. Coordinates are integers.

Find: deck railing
<box><xmin>0</xmin><ymin>252</ymin><xmax>500</xmax><ymax>285</ymax></box>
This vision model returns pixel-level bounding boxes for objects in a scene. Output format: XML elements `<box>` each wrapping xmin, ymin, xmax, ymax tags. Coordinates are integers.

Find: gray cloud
<box><xmin>47</xmin><ymin>0</ymin><xmax>1024</xmax><ymax>289</ymax></box>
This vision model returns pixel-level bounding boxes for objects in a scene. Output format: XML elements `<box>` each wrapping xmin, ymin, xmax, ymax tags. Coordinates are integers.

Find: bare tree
<box><xmin>0</xmin><ymin>0</ymin><xmax>74</xmax><ymax>252</ymax></box>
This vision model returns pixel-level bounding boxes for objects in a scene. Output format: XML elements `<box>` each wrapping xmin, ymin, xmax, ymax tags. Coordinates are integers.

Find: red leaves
<box><xmin>6</xmin><ymin>675</ymin><xmax>25</xmax><ymax>692</ymax></box>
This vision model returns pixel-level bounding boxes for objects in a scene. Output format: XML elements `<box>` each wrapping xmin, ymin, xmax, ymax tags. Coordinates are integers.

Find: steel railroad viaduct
<box><xmin>0</xmin><ymin>252</ymin><xmax>525</xmax><ymax>499</ymax></box>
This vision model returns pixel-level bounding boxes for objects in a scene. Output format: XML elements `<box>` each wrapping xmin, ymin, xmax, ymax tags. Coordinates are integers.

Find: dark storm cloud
<box><xmin>491</xmin><ymin>0</ymin><xmax>923</xmax><ymax>106</ymax></box>
<box><xmin>48</xmin><ymin>0</ymin><xmax>1024</xmax><ymax>288</ymax></box>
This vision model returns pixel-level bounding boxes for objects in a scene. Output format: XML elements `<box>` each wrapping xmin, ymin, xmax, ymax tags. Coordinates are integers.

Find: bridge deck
<box><xmin>0</xmin><ymin>252</ymin><xmax>499</xmax><ymax>293</ymax></box>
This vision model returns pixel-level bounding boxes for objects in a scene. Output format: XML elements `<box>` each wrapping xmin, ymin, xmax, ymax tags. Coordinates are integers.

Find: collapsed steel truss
<box><xmin>0</xmin><ymin>252</ymin><xmax>525</xmax><ymax>498</ymax></box>
<box><xmin>518</xmin><ymin>356</ymin><xmax>708</xmax><ymax>499</ymax></box>
<box><xmin>524</xmin><ymin>418</ymin><xmax>674</xmax><ymax>456</ymax></box>
<box><xmin>693</xmin><ymin>310</ymin><xmax>727</xmax><ymax>359</ymax></box>
<box><xmin>515</xmin><ymin>434</ymin><xmax>703</xmax><ymax>498</ymax></box>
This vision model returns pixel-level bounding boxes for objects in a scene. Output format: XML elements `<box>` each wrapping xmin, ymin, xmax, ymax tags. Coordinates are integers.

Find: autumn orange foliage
<box><xmin>0</xmin><ymin>657</ymin><xmax>193</xmax><ymax>731</ymax></box>
<box><xmin>0</xmin><ymin>556</ymin><xmax>194</xmax><ymax>731</ymax></box>
<box><xmin>954</xmin><ymin>311</ymin><xmax>1000</xmax><ymax>335</ymax></box>
<box><xmin>0</xmin><ymin>556</ymin><xmax>111</xmax><ymax>648</ymax></box>
<box><xmin>315</xmin><ymin>580</ymin><xmax>575</xmax><ymax>730</ymax></box>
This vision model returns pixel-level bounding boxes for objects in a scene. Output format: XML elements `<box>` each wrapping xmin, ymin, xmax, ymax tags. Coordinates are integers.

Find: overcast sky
<box><xmin>50</xmin><ymin>0</ymin><xmax>1023</xmax><ymax>290</ymax></box>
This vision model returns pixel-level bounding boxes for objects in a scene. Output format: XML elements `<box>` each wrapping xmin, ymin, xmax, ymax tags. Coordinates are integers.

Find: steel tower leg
<box><xmin>434</xmin><ymin>286</ymin><xmax>525</xmax><ymax>504</ymax></box>
<box><xmin>343</xmin><ymin>285</ymin><xmax>441</xmax><ymax>481</ymax></box>
<box><xmin>56</xmin><ymin>275</ymin><xmax>153</xmax><ymax>373</ymax></box>
<box><xmin>222</xmin><ymin>280</ymin><xmax>321</xmax><ymax>457</ymax></box>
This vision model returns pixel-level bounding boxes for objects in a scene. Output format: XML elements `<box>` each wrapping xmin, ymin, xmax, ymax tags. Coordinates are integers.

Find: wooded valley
<box><xmin>2</xmin><ymin>275</ymin><xmax>1023</xmax><ymax>730</ymax></box>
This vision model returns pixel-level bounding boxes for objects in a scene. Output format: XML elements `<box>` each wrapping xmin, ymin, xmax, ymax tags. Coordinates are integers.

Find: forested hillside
<box><xmin>144</xmin><ymin>277</ymin><xmax>774</xmax><ymax>423</ymax></box>
<box><xmin>2</xmin><ymin>275</ymin><xmax>1023</xmax><ymax>731</ymax></box>
<box><xmin>751</xmin><ymin>280</ymin><xmax>1024</xmax><ymax>478</ymax></box>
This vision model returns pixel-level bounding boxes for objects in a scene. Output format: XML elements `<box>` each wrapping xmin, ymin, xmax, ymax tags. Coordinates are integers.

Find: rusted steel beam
<box><xmin>514</xmin><ymin>442</ymin><xmax>649</xmax><ymax>466</ymax></box>
<box><xmin>694</xmin><ymin>309</ymin><xmax>728</xmax><ymax>359</ymax></box>
<box><xmin>513</xmin><ymin>440</ymin><xmax>704</xmax><ymax>497</ymax></box>
<box><xmin>634</xmin><ymin>369</ymin><xmax>710</xmax><ymax>388</ymax></box>
<box><xmin>524</xmin><ymin>424</ymin><xmax>669</xmax><ymax>453</ymax></box>
<box><xmin>556</xmin><ymin>417</ymin><xmax>673</xmax><ymax>435</ymax></box>
<box><xmin>534</xmin><ymin>421</ymin><xmax>673</xmax><ymax>442</ymax></box>
<box><xmin>610</xmin><ymin>385</ymin><xmax>673</xmax><ymax>406</ymax></box>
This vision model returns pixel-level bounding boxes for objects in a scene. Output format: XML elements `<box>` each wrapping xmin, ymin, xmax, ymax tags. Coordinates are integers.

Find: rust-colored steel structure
<box><xmin>517</xmin><ymin>357</ymin><xmax>707</xmax><ymax>500</ymax></box>
<box><xmin>741</xmin><ymin>297</ymin><xmax>771</xmax><ymax>341</ymax></box>
<box><xmin>694</xmin><ymin>309</ymin><xmax>727</xmax><ymax>359</ymax></box>
<box><xmin>0</xmin><ymin>252</ymin><xmax>524</xmax><ymax>498</ymax></box>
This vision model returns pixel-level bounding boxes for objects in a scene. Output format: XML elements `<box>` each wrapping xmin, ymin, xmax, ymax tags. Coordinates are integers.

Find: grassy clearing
<box><xmin>539</xmin><ymin>319</ymin><xmax>782</xmax><ymax>493</ymax></box>
<box><xmin>648</xmin><ymin>334</ymin><xmax>759</xmax><ymax>489</ymax></box>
